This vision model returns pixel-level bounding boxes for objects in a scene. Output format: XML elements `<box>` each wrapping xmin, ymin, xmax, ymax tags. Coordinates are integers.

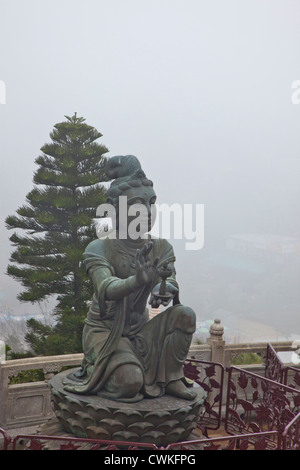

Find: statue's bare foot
<box><xmin>166</xmin><ymin>380</ymin><xmax>197</xmax><ymax>400</ymax></box>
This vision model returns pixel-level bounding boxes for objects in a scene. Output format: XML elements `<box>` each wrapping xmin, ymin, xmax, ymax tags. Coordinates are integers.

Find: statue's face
<box><xmin>117</xmin><ymin>184</ymin><xmax>157</xmax><ymax>237</ymax></box>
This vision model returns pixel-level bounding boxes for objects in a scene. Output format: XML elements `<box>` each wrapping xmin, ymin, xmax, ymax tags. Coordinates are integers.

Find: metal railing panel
<box><xmin>225</xmin><ymin>366</ymin><xmax>300</xmax><ymax>449</ymax></box>
<box><xmin>183</xmin><ymin>359</ymin><xmax>225</xmax><ymax>435</ymax></box>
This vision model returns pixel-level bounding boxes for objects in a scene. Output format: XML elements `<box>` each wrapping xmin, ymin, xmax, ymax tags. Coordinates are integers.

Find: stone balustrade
<box><xmin>0</xmin><ymin>353</ymin><xmax>83</xmax><ymax>429</ymax></box>
<box><xmin>0</xmin><ymin>319</ymin><xmax>295</xmax><ymax>430</ymax></box>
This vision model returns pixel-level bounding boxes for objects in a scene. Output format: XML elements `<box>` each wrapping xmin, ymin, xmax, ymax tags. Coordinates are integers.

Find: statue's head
<box><xmin>104</xmin><ymin>155</ymin><xmax>157</xmax><ymax>235</ymax></box>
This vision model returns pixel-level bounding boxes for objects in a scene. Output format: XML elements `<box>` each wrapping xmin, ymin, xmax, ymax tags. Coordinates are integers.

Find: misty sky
<box><xmin>0</xmin><ymin>0</ymin><xmax>300</xmax><ymax>340</ymax></box>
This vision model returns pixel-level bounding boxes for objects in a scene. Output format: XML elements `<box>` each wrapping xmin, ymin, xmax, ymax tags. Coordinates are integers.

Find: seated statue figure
<box><xmin>63</xmin><ymin>155</ymin><xmax>197</xmax><ymax>402</ymax></box>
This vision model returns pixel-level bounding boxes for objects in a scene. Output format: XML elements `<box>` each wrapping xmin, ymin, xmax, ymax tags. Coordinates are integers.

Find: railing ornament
<box><xmin>209</xmin><ymin>319</ymin><xmax>224</xmax><ymax>339</ymax></box>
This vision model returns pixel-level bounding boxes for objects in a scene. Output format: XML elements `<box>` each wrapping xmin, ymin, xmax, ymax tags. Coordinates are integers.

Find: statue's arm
<box><xmin>86</xmin><ymin>241</ymin><xmax>156</xmax><ymax>304</ymax></box>
<box><xmin>89</xmin><ymin>265</ymin><xmax>140</xmax><ymax>302</ymax></box>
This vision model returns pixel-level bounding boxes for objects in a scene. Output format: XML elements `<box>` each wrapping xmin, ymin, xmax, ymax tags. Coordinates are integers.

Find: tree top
<box><xmin>64</xmin><ymin>112</ymin><xmax>85</xmax><ymax>124</ymax></box>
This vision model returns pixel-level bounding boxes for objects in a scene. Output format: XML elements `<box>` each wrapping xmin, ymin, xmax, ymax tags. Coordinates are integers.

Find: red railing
<box><xmin>1</xmin><ymin>352</ymin><xmax>300</xmax><ymax>451</ymax></box>
<box><xmin>165</xmin><ymin>430</ymin><xmax>280</xmax><ymax>450</ymax></box>
<box><xmin>183</xmin><ymin>358</ymin><xmax>224</xmax><ymax>435</ymax></box>
<box><xmin>10</xmin><ymin>433</ymin><xmax>160</xmax><ymax>451</ymax></box>
<box><xmin>265</xmin><ymin>343</ymin><xmax>285</xmax><ymax>383</ymax></box>
<box><xmin>265</xmin><ymin>343</ymin><xmax>300</xmax><ymax>390</ymax></box>
<box><xmin>281</xmin><ymin>411</ymin><xmax>300</xmax><ymax>450</ymax></box>
<box><xmin>283</xmin><ymin>366</ymin><xmax>300</xmax><ymax>389</ymax></box>
<box><xmin>0</xmin><ymin>426</ymin><xmax>282</xmax><ymax>451</ymax></box>
<box><xmin>0</xmin><ymin>427</ymin><xmax>11</xmax><ymax>451</ymax></box>
<box><xmin>225</xmin><ymin>365</ymin><xmax>300</xmax><ymax>449</ymax></box>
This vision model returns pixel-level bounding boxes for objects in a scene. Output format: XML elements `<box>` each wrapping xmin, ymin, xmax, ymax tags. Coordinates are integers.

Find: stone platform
<box><xmin>49</xmin><ymin>368</ymin><xmax>206</xmax><ymax>447</ymax></box>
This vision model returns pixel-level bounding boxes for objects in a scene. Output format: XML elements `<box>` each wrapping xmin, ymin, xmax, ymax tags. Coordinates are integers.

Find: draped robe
<box><xmin>63</xmin><ymin>234</ymin><xmax>195</xmax><ymax>402</ymax></box>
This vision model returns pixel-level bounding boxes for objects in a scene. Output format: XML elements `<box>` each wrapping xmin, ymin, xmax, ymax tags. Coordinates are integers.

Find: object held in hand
<box><xmin>152</xmin><ymin>263</ymin><xmax>174</xmax><ymax>304</ymax></box>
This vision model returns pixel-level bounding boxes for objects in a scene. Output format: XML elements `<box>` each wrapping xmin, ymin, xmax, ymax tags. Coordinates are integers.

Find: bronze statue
<box><xmin>63</xmin><ymin>156</ymin><xmax>197</xmax><ymax>402</ymax></box>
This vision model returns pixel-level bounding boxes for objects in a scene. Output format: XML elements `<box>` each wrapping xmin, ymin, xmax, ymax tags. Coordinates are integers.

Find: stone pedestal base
<box><xmin>49</xmin><ymin>368</ymin><xmax>206</xmax><ymax>447</ymax></box>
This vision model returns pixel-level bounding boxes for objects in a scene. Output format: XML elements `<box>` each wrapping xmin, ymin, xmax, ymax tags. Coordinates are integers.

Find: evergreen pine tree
<box><xmin>6</xmin><ymin>113</ymin><xmax>109</xmax><ymax>354</ymax></box>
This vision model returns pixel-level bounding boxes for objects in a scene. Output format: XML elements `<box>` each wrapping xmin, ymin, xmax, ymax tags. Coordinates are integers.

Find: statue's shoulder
<box><xmin>150</xmin><ymin>236</ymin><xmax>174</xmax><ymax>254</ymax></box>
<box><xmin>84</xmin><ymin>238</ymin><xmax>107</xmax><ymax>257</ymax></box>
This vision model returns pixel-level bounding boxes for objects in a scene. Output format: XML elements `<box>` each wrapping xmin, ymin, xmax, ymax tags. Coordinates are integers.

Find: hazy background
<box><xmin>0</xmin><ymin>0</ymin><xmax>300</xmax><ymax>344</ymax></box>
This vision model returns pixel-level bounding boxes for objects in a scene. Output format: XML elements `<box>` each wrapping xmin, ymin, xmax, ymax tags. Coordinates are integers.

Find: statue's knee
<box><xmin>175</xmin><ymin>306</ymin><xmax>196</xmax><ymax>333</ymax></box>
<box><xmin>105</xmin><ymin>364</ymin><xmax>143</xmax><ymax>398</ymax></box>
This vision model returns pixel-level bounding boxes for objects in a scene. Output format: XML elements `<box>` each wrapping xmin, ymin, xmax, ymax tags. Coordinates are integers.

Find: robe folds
<box><xmin>63</xmin><ymin>235</ymin><xmax>195</xmax><ymax>402</ymax></box>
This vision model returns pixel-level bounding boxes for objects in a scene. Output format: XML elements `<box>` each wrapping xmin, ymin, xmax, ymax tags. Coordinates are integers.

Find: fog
<box><xmin>0</xmin><ymin>0</ymin><xmax>300</xmax><ymax>343</ymax></box>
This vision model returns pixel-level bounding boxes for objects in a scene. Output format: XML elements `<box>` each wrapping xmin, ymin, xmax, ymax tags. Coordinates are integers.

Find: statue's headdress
<box><xmin>105</xmin><ymin>155</ymin><xmax>153</xmax><ymax>206</ymax></box>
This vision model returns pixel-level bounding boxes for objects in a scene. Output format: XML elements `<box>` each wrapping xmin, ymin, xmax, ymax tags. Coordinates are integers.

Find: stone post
<box><xmin>206</xmin><ymin>319</ymin><xmax>226</xmax><ymax>405</ymax></box>
<box><xmin>0</xmin><ymin>340</ymin><xmax>5</xmax><ymax>363</ymax></box>
<box><xmin>0</xmin><ymin>341</ymin><xmax>7</xmax><ymax>427</ymax></box>
<box><xmin>206</xmin><ymin>319</ymin><xmax>225</xmax><ymax>365</ymax></box>
<box><xmin>0</xmin><ymin>363</ymin><xmax>9</xmax><ymax>427</ymax></box>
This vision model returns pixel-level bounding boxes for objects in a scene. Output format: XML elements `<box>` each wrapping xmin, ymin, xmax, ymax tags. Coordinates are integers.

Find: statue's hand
<box><xmin>134</xmin><ymin>242</ymin><xmax>159</xmax><ymax>286</ymax></box>
<box><xmin>149</xmin><ymin>282</ymin><xmax>179</xmax><ymax>308</ymax></box>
